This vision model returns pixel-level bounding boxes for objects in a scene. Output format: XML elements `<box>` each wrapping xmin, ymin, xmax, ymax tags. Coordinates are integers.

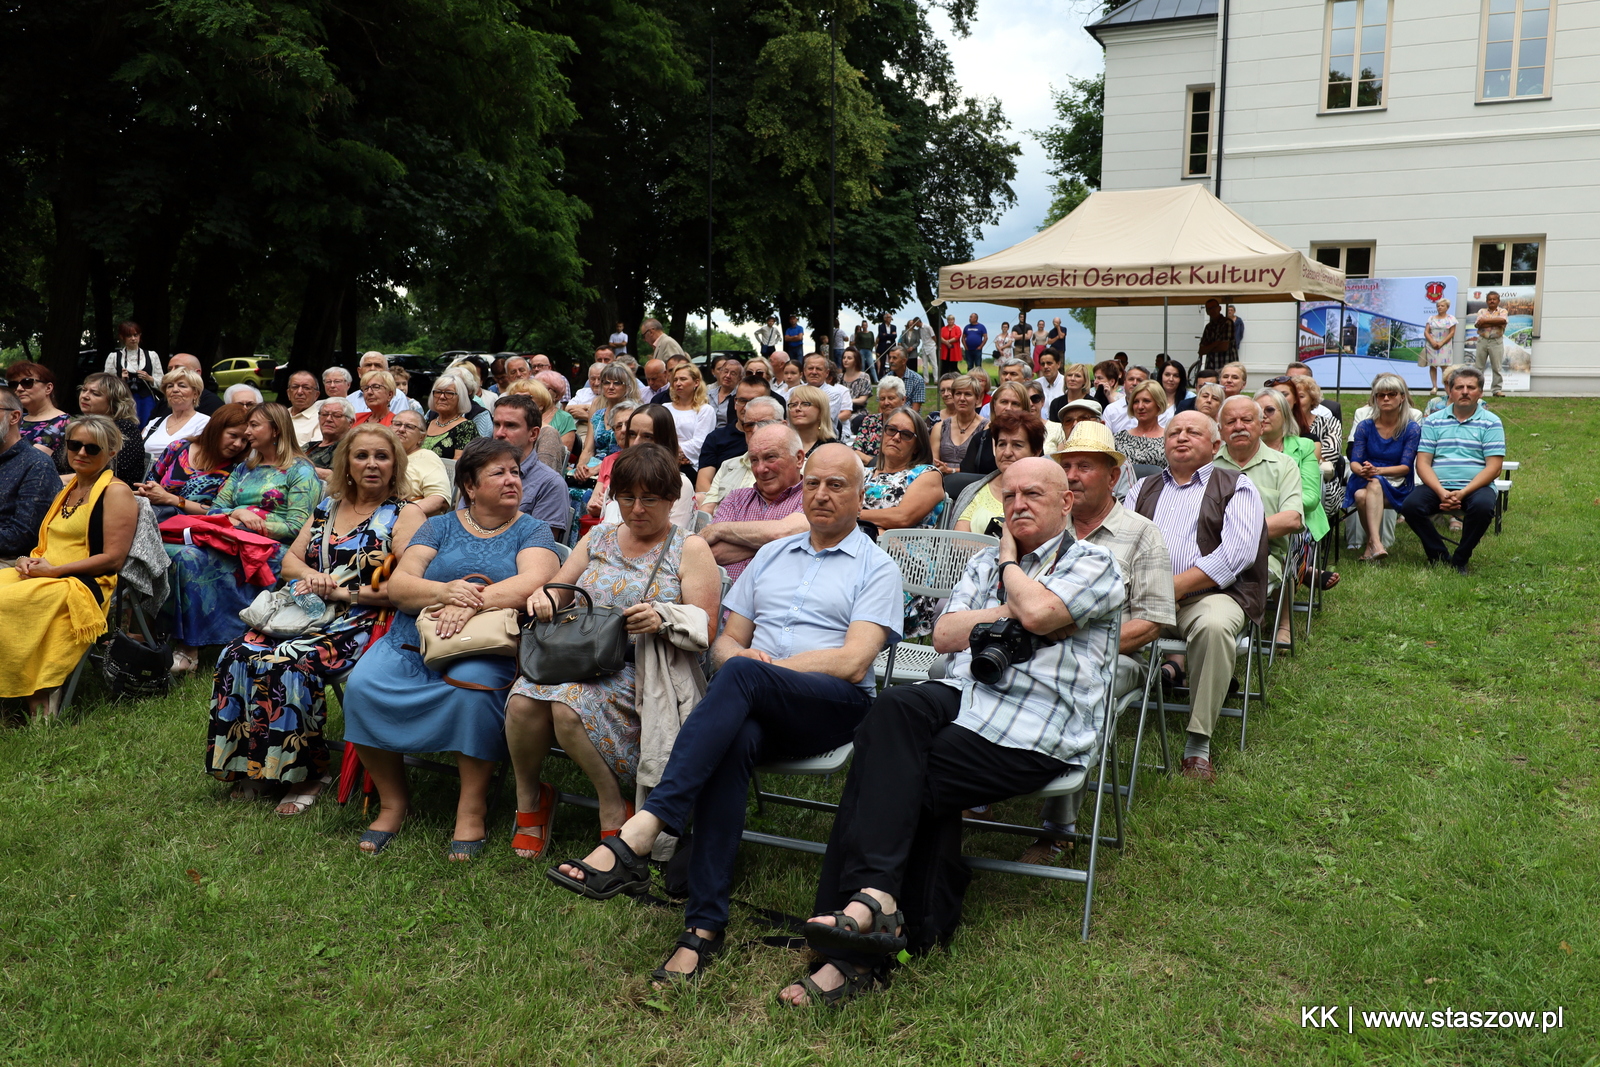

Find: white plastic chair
<box><xmin>871</xmin><ymin>529</ymin><xmax>998</xmax><ymax>687</ymax></box>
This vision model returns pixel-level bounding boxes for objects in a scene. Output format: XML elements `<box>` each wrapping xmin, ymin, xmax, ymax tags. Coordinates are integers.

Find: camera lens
<box><xmin>969</xmin><ymin>645</ymin><xmax>1011</xmax><ymax>686</ymax></box>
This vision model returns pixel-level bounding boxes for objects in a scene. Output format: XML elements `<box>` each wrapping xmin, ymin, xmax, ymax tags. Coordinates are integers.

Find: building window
<box><xmin>1480</xmin><ymin>0</ymin><xmax>1555</xmax><ymax>101</ymax></box>
<box><xmin>1312</xmin><ymin>244</ymin><xmax>1374</xmax><ymax>279</ymax></box>
<box><xmin>1473</xmin><ymin>236</ymin><xmax>1543</xmax><ymax>332</ymax></box>
<box><xmin>1183</xmin><ymin>87</ymin><xmax>1213</xmax><ymax>177</ymax></box>
<box><xmin>1323</xmin><ymin>0</ymin><xmax>1390</xmax><ymax>111</ymax></box>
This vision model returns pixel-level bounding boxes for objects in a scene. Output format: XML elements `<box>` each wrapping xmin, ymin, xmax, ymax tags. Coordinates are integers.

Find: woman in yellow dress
<box><xmin>0</xmin><ymin>414</ymin><xmax>138</xmax><ymax>719</ymax></box>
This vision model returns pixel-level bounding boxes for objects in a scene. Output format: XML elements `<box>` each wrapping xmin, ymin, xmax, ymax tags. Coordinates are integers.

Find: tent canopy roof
<box><xmin>937</xmin><ymin>185</ymin><xmax>1345</xmax><ymax>311</ymax></box>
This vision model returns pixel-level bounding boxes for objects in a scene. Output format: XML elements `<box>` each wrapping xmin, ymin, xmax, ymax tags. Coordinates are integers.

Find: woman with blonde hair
<box><xmin>165</xmin><ymin>402</ymin><xmax>320</xmax><ymax>674</ymax></box>
<box><xmin>1218</xmin><ymin>361</ymin><xmax>1248</xmax><ymax>398</ymax></box>
<box><xmin>1344</xmin><ymin>373</ymin><xmax>1419</xmax><ymax>562</ymax></box>
<box><xmin>1112</xmin><ymin>379</ymin><xmax>1169</xmax><ymax>469</ymax></box>
<box><xmin>69</xmin><ymin>372</ymin><xmax>146</xmax><ymax>483</ymax></box>
<box><xmin>784</xmin><ymin>384</ymin><xmax>836</xmax><ymax>455</ymax></box>
<box><xmin>1062</xmin><ymin>363</ymin><xmax>1094</xmax><ymax>405</ymax></box>
<box><xmin>354</xmin><ymin>370</ymin><xmax>399</xmax><ymax>427</ymax></box>
<box><xmin>0</xmin><ymin>415</ymin><xmax>138</xmax><ymax>719</ymax></box>
<box><xmin>930</xmin><ymin>373</ymin><xmax>985</xmax><ymax>474</ymax></box>
<box><xmin>141</xmin><ymin>366</ymin><xmax>210</xmax><ymax>463</ymax></box>
<box><xmin>207</xmin><ymin>425</ymin><xmax>413</xmax><ymax>811</ymax></box>
<box><xmin>666</xmin><ymin>363</ymin><xmax>716</xmax><ymax>468</ymax></box>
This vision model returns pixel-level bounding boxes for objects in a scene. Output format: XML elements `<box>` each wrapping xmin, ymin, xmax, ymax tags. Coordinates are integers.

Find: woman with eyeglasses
<box><xmin>1256</xmin><ymin>388</ymin><xmax>1338</xmax><ymax>602</ymax></box>
<box><xmin>422</xmin><ymin>373</ymin><xmax>479</xmax><ymax>459</ymax></box>
<box><xmin>353</xmin><ymin>370</ymin><xmax>399</xmax><ymax>427</ymax></box>
<box><xmin>1344</xmin><ymin>374</ymin><xmax>1419</xmax><ymax>562</ymax></box>
<box><xmin>0</xmin><ymin>415</ymin><xmax>137</xmax><ymax>719</ymax></box>
<box><xmin>861</xmin><ymin>407</ymin><xmax>944</xmax><ymax>636</ymax></box>
<box><xmin>6</xmin><ymin>363</ymin><xmax>71</xmax><ymax>458</ymax></box>
<box><xmin>504</xmin><ymin>443</ymin><xmax>720</xmax><ymax>859</ymax></box>
<box><xmin>784</xmin><ymin>385</ymin><xmax>838</xmax><ymax>457</ymax></box>
<box><xmin>164</xmin><ymin>403</ymin><xmax>320</xmax><ymax>675</ymax></box>
<box><xmin>67</xmin><ymin>372</ymin><xmax>146</xmax><ymax>483</ymax></box>
<box><xmin>593</xmin><ymin>405</ymin><xmax>696</xmax><ymax>527</ymax></box>
<box><xmin>851</xmin><ymin>376</ymin><xmax>908</xmax><ymax>465</ymax></box>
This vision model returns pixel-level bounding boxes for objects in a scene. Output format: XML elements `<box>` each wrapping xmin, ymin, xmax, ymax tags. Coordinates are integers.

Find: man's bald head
<box><xmin>802</xmin><ymin>442</ymin><xmax>866</xmax><ymax>542</ymax></box>
<box><xmin>998</xmin><ymin>457</ymin><xmax>1072</xmax><ymax>551</ymax></box>
<box><xmin>169</xmin><ymin>353</ymin><xmax>201</xmax><ymax>373</ymax></box>
<box><xmin>804</xmin><ymin>442</ymin><xmax>865</xmax><ymax>489</ymax></box>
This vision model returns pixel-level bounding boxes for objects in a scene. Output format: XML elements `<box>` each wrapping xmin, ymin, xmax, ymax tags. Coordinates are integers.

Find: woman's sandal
<box><xmin>276</xmin><ymin>775</ymin><xmax>331</xmax><ymax>817</ymax></box>
<box><xmin>649</xmin><ymin>929</ymin><xmax>726</xmax><ymax>985</ymax></box>
<box><xmin>803</xmin><ymin>892</ymin><xmax>907</xmax><ymax>956</ymax></box>
<box><xmin>546</xmin><ymin>836</ymin><xmax>652</xmax><ymax>900</ymax></box>
<box><xmin>785</xmin><ymin>958</ymin><xmax>883</xmax><ymax>1008</ymax></box>
<box><xmin>1316</xmin><ymin>569</ymin><xmax>1341</xmax><ymax>591</ymax></box>
<box><xmin>599</xmin><ymin>800</ymin><xmax>635</xmax><ymax>840</ymax></box>
<box><xmin>512</xmin><ymin>782</ymin><xmax>558</xmax><ymax>859</ymax></box>
<box><xmin>359</xmin><ymin>828</ymin><xmax>398</xmax><ymax>856</ymax></box>
<box><xmin>446</xmin><ymin>838</ymin><xmax>487</xmax><ymax>862</ymax></box>
<box><xmin>171</xmin><ymin>650</ymin><xmax>200</xmax><ymax>676</ymax></box>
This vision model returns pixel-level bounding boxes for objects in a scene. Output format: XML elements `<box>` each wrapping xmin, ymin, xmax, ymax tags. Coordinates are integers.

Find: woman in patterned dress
<box><xmin>206</xmin><ymin>426</ymin><xmax>413</xmax><ymax>811</ymax></box>
<box><xmin>1112</xmin><ymin>380</ymin><xmax>1170</xmax><ymax>470</ymax></box>
<box><xmin>165</xmin><ymin>403</ymin><xmax>320</xmax><ymax>674</ymax></box>
<box><xmin>132</xmin><ymin>403</ymin><xmax>252</xmax><ymax>520</ymax></box>
<box><xmin>859</xmin><ymin>407</ymin><xmax>945</xmax><ymax>637</ymax></box>
<box><xmin>503</xmin><ymin>444</ymin><xmax>720</xmax><ymax>860</ymax></box>
<box><xmin>422</xmin><ymin>373</ymin><xmax>479</xmax><ymax>458</ymax></box>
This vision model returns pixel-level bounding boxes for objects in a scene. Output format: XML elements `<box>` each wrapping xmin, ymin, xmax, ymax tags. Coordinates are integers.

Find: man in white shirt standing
<box><xmin>1036</xmin><ymin>351</ymin><xmax>1066</xmax><ymax>410</ymax></box>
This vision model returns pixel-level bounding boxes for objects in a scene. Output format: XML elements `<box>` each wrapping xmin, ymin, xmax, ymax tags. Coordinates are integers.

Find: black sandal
<box><xmin>1159</xmin><ymin>661</ymin><xmax>1187</xmax><ymax>690</ymax></box>
<box><xmin>649</xmin><ymin>928</ymin><xmax>726</xmax><ymax>984</ymax></box>
<box><xmin>803</xmin><ymin>891</ymin><xmax>907</xmax><ymax>956</ymax></box>
<box><xmin>785</xmin><ymin>957</ymin><xmax>883</xmax><ymax>1009</ymax></box>
<box><xmin>545</xmin><ymin>836</ymin><xmax>652</xmax><ymax>900</ymax></box>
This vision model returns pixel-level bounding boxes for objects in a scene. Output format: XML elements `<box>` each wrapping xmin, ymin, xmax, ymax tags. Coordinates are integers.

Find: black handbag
<box><xmin>102</xmin><ymin>631</ymin><xmax>172</xmax><ymax>699</ymax></box>
<box><xmin>518</xmin><ymin>530</ymin><xmax>674</xmax><ymax>685</ymax></box>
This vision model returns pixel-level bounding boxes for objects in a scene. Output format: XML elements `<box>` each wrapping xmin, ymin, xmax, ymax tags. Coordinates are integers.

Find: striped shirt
<box><xmin>1418</xmin><ymin>405</ymin><xmax>1505</xmax><ymax>490</ymax></box>
<box><xmin>943</xmin><ymin>532</ymin><xmax>1125</xmax><ymax>765</ymax></box>
<box><xmin>1125</xmin><ymin>463</ymin><xmax>1264</xmax><ymax>591</ymax></box>
<box><xmin>710</xmin><ymin>481</ymin><xmax>805</xmax><ymax>582</ymax></box>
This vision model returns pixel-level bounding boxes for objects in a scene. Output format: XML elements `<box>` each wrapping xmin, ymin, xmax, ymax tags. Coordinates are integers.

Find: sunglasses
<box><xmin>1263</xmin><ymin>376</ymin><xmax>1292</xmax><ymax>387</ymax></box>
<box><xmin>7</xmin><ymin>378</ymin><xmax>41</xmax><ymax>390</ymax></box>
<box><xmin>65</xmin><ymin>439</ymin><xmax>103</xmax><ymax>455</ymax></box>
<box><xmin>883</xmin><ymin>426</ymin><xmax>917</xmax><ymax>441</ymax></box>
<box><xmin>1373</xmin><ymin>390</ymin><xmax>1401</xmax><ymax>399</ymax></box>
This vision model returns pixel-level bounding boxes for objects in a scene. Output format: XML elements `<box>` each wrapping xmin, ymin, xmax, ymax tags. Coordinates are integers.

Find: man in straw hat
<box><xmin>1021</xmin><ymin>422</ymin><xmax>1177</xmax><ymax>864</ymax></box>
<box><xmin>1123</xmin><ymin>412</ymin><xmax>1269</xmax><ymax>784</ymax></box>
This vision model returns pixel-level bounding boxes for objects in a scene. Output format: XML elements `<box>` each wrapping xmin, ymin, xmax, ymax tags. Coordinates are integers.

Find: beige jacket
<box><xmin>633</xmin><ymin>601</ymin><xmax>710</xmax><ymax>793</ymax></box>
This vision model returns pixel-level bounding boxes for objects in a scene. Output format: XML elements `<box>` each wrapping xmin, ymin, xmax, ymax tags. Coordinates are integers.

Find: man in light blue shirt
<box><xmin>1400</xmin><ymin>367</ymin><xmax>1504</xmax><ymax>574</ymax></box>
<box><xmin>779</xmin><ymin>458</ymin><xmax>1124</xmax><ymax>1007</ymax></box>
<box><xmin>545</xmin><ymin>443</ymin><xmax>903</xmax><ymax>982</ymax></box>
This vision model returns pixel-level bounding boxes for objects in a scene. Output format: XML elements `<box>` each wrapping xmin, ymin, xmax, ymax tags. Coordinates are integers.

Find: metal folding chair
<box><xmin>1148</xmin><ymin>615</ymin><xmax>1267</xmax><ymax>754</ymax></box>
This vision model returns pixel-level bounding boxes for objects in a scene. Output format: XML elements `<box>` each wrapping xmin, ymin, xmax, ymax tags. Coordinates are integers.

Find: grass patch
<box><xmin>2</xmin><ymin>397</ymin><xmax>1597</xmax><ymax>1064</ymax></box>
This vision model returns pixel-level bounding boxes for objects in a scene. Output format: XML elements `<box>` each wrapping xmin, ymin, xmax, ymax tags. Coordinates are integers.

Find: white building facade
<box><xmin>1090</xmin><ymin>0</ymin><xmax>1600</xmax><ymax>394</ymax></box>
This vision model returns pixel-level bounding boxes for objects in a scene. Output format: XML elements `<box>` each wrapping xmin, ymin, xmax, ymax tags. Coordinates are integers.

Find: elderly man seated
<box><xmin>777</xmin><ymin>457</ymin><xmax>1124</xmax><ymax>1007</ymax></box>
<box><xmin>1399</xmin><ymin>367</ymin><xmax>1504</xmax><ymax>575</ymax></box>
<box><xmin>696</xmin><ymin>375</ymin><xmax>783</xmax><ymax>492</ymax></box>
<box><xmin>1211</xmin><ymin>395</ymin><xmax>1304</xmax><ymax>646</ymax></box>
<box><xmin>1024</xmin><ymin>421</ymin><xmax>1175</xmax><ymax>863</ymax></box>
<box><xmin>698</xmin><ymin>397</ymin><xmax>785</xmax><ymax>514</ymax></box>
<box><xmin>1125</xmin><ymin>412</ymin><xmax>1268</xmax><ymax>783</ymax></box>
<box><xmin>545</xmin><ymin>444</ymin><xmax>903</xmax><ymax>987</ymax></box>
<box><xmin>701</xmin><ymin>423</ymin><xmax>808</xmax><ymax>583</ymax></box>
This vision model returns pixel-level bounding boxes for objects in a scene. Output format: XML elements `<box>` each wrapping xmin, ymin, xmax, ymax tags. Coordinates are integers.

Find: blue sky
<box><xmin>723</xmin><ymin>0</ymin><xmax>1109</xmax><ymax>363</ymax></box>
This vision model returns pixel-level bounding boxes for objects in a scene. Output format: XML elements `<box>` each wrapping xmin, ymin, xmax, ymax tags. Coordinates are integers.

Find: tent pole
<box><xmin>1163</xmin><ymin>297</ymin><xmax>1169</xmax><ymax>363</ymax></box>
<box><xmin>1336</xmin><ymin>300</ymin><xmax>1346</xmax><ymax>397</ymax></box>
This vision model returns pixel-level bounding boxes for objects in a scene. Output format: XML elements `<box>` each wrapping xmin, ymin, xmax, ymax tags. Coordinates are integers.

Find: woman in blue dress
<box><xmin>343</xmin><ymin>436</ymin><xmax>561</xmax><ymax>860</ymax></box>
<box><xmin>206</xmin><ymin>426</ymin><xmax>414</xmax><ymax>813</ymax></box>
<box><xmin>166</xmin><ymin>403</ymin><xmax>320</xmax><ymax>674</ymax></box>
<box><xmin>1344</xmin><ymin>374</ymin><xmax>1421</xmax><ymax>562</ymax></box>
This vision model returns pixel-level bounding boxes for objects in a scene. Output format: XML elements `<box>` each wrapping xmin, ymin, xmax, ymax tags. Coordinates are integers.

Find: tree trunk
<box><xmin>668</xmin><ymin>307</ymin><xmax>689</xmax><ymax>347</ymax></box>
<box><xmin>173</xmin><ymin>245</ymin><xmax>238</xmax><ymax>372</ymax></box>
<box><xmin>338</xmin><ymin>273</ymin><xmax>358</xmax><ymax>367</ymax></box>
<box><xmin>87</xmin><ymin>251</ymin><xmax>115</xmax><ymax>357</ymax></box>
<box><xmin>129</xmin><ymin>210</ymin><xmax>184</xmax><ymax>356</ymax></box>
<box><xmin>287</xmin><ymin>272</ymin><xmax>345</xmax><ymax>375</ymax></box>
<box><xmin>41</xmin><ymin>176</ymin><xmax>92</xmax><ymax>389</ymax></box>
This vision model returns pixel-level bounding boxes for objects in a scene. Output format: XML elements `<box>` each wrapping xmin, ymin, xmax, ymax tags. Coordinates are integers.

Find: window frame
<box><xmin>1476</xmin><ymin>0</ymin><xmax>1557</xmax><ymax>104</ymax></box>
<box><xmin>1311</xmin><ymin>243</ymin><xmax>1377</xmax><ymax>280</ymax></box>
<box><xmin>1471</xmin><ymin>235</ymin><xmax>1545</xmax><ymax>336</ymax></box>
<box><xmin>1318</xmin><ymin>0</ymin><xmax>1394</xmax><ymax>114</ymax></box>
<box><xmin>1181</xmin><ymin>85</ymin><xmax>1215</xmax><ymax>179</ymax></box>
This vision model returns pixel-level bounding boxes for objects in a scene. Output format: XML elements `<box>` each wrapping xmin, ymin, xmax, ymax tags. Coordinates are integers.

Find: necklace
<box><xmin>462</xmin><ymin>506</ymin><xmax>513</xmax><ymax>535</ymax></box>
<box><xmin>59</xmin><ymin>479</ymin><xmax>91</xmax><ymax>519</ymax></box>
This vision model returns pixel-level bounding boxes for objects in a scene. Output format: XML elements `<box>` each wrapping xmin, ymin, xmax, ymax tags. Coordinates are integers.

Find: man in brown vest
<box><xmin>1125</xmin><ymin>412</ymin><xmax>1269</xmax><ymax>782</ymax></box>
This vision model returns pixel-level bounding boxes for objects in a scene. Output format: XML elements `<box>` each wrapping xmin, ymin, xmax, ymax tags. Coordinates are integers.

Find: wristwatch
<box><xmin>998</xmin><ymin>560</ymin><xmax>1022</xmax><ymax>580</ymax></box>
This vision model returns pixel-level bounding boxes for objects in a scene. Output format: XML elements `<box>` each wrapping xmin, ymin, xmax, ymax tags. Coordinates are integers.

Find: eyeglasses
<box><xmin>7</xmin><ymin>378</ymin><xmax>40</xmax><ymax>390</ymax></box>
<box><xmin>1373</xmin><ymin>390</ymin><xmax>1400</xmax><ymax>399</ymax></box>
<box><xmin>882</xmin><ymin>426</ymin><xmax>917</xmax><ymax>441</ymax></box>
<box><xmin>1263</xmin><ymin>376</ymin><xmax>1292</xmax><ymax>387</ymax></box>
<box><xmin>615</xmin><ymin>495</ymin><xmax>664</xmax><ymax>509</ymax></box>
<box><xmin>65</xmin><ymin>440</ymin><xmax>103</xmax><ymax>455</ymax></box>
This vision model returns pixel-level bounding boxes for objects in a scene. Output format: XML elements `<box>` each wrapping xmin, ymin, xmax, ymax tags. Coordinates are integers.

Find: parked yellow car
<box><xmin>211</xmin><ymin>356</ymin><xmax>279</xmax><ymax>391</ymax></box>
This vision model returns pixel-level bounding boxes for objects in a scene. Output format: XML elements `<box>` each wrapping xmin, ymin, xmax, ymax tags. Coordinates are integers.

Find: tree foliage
<box><xmin>0</xmin><ymin>0</ymin><xmax>1017</xmax><ymax>387</ymax></box>
<box><xmin>1032</xmin><ymin>71</ymin><xmax>1105</xmax><ymax>338</ymax></box>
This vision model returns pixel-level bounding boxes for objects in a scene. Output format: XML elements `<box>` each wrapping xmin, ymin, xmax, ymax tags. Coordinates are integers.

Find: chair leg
<box><xmin>1078</xmin><ymin>740</ymin><xmax>1112</xmax><ymax>942</ymax></box>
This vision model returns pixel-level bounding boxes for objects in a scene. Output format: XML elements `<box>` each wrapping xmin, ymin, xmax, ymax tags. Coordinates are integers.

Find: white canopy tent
<box><xmin>937</xmin><ymin>185</ymin><xmax>1347</xmax><ymax>365</ymax></box>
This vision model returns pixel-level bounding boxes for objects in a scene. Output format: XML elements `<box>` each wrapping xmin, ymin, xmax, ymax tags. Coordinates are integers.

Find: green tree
<box><xmin>1032</xmin><ymin>71</ymin><xmax>1105</xmax><ymax>339</ymax></box>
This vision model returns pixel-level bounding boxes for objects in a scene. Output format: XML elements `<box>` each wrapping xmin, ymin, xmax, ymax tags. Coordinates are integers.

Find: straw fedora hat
<box><xmin>1051</xmin><ymin>420</ymin><xmax>1128</xmax><ymax>466</ymax></box>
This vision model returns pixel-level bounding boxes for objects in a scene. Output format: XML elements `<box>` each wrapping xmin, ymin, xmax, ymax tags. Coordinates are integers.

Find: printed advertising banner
<box><xmin>1297</xmin><ymin>277</ymin><xmax>1464</xmax><ymax>393</ymax></box>
<box><xmin>1463</xmin><ymin>286</ymin><xmax>1534</xmax><ymax>392</ymax></box>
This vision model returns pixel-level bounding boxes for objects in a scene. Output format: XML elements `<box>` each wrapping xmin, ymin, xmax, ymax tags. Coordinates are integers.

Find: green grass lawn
<box><xmin>2</xmin><ymin>397</ymin><xmax>1596</xmax><ymax>1065</ymax></box>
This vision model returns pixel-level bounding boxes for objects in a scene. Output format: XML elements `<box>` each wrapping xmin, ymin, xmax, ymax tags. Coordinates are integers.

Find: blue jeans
<box><xmin>642</xmin><ymin>657</ymin><xmax>873</xmax><ymax>931</ymax></box>
<box><xmin>1399</xmin><ymin>483</ymin><xmax>1497</xmax><ymax>564</ymax></box>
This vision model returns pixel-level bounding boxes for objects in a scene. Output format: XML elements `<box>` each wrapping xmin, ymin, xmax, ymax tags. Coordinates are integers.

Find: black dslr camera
<box><xmin>967</xmin><ymin>618</ymin><xmax>1054</xmax><ymax>685</ymax></box>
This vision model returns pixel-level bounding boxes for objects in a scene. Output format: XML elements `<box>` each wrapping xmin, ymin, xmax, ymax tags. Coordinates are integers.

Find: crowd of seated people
<box><xmin>0</xmin><ymin>320</ymin><xmax>1520</xmax><ymax>1010</ymax></box>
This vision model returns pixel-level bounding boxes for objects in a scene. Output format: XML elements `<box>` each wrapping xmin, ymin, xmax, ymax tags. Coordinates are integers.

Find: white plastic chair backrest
<box><xmin>877</xmin><ymin>529</ymin><xmax>999</xmax><ymax>599</ymax></box>
<box><xmin>688</xmin><ymin>509</ymin><xmax>713</xmax><ymax>534</ymax></box>
<box><xmin>550</xmin><ymin>541</ymin><xmax>571</xmax><ymax>563</ymax></box>
<box><xmin>439</xmin><ymin>457</ymin><xmax>458</xmax><ymax>505</ymax></box>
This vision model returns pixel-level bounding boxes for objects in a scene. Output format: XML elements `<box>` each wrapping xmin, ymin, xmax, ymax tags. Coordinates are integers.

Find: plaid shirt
<box><xmin>942</xmin><ymin>531</ymin><xmax>1125</xmax><ymax>765</ymax></box>
<box><xmin>1077</xmin><ymin>502</ymin><xmax>1176</xmax><ymax>630</ymax></box>
<box><xmin>710</xmin><ymin>481</ymin><xmax>805</xmax><ymax>582</ymax></box>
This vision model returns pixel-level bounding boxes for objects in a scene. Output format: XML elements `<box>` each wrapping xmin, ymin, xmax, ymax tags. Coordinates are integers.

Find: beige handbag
<box><xmin>413</xmin><ymin>573</ymin><xmax>522</xmax><ymax>671</ymax></box>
